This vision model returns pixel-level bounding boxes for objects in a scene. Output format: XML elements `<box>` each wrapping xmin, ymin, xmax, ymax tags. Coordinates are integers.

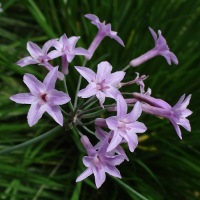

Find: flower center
<box><xmin>118</xmin><ymin>120</ymin><xmax>131</xmax><ymax>131</ymax></box>
<box><xmin>41</xmin><ymin>94</ymin><xmax>47</xmax><ymax>102</ymax></box>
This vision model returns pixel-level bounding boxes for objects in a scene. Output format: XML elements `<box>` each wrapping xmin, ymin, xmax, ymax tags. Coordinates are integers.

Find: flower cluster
<box><xmin>10</xmin><ymin>14</ymin><xmax>192</xmax><ymax>188</ymax></box>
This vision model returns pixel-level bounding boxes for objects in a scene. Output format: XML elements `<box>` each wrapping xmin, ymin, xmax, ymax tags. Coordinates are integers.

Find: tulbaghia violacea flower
<box><xmin>16</xmin><ymin>40</ymin><xmax>64</xmax><ymax>80</ymax></box>
<box><xmin>106</xmin><ymin>95</ymin><xmax>147</xmax><ymax>152</ymax></box>
<box><xmin>130</xmin><ymin>27</ymin><xmax>178</xmax><ymax>67</ymax></box>
<box><xmin>75</xmin><ymin>61</ymin><xmax>125</xmax><ymax>107</ymax></box>
<box><xmin>76</xmin><ymin>135</ymin><xmax>125</xmax><ymax>188</ymax></box>
<box><xmin>84</xmin><ymin>14</ymin><xmax>125</xmax><ymax>60</ymax></box>
<box><xmin>133</xmin><ymin>92</ymin><xmax>192</xmax><ymax>139</ymax></box>
<box><xmin>94</xmin><ymin>127</ymin><xmax>129</xmax><ymax>161</ymax></box>
<box><xmin>10</xmin><ymin>67</ymin><xmax>71</xmax><ymax>127</ymax></box>
<box><xmin>48</xmin><ymin>34</ymin><xmax>89</xmax><ymax>74</ymax></box>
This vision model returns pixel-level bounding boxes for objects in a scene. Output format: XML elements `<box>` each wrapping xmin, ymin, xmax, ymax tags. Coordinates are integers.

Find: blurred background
<box><xmin>0</xmin><ymin>0</ymin><xmax>200</xmax><ymax>199</ymax></box>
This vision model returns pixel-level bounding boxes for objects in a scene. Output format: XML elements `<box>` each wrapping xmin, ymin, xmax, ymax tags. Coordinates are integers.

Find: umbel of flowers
<box><xmin>8</xmin><ymin>14</ymin><xmax>192</xmax><ymax>189</ymax></box>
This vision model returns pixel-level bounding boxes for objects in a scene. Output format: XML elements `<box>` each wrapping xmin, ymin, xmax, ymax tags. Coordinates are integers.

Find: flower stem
<box><xmin>74</xmin><ymin>59</ymin><xmax>87</xmax><ymax>109</ymax></box>
<box><xmin>122</xmin><ymin>64</ymin><xmax>131</xmax><ymax>71</ymax></box>
<box><xmin>63</xmin><ymin>76</ymin><xmax>74</xmax><ymax>111</ymax></box>
<box><xmin>0</xmin><ymin>126</ymin><xmax>62</xmax><ymax>155</ymax></box>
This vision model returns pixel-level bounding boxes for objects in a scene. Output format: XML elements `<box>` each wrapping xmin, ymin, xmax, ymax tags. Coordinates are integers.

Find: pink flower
<box><xmin>10</xmin><ymin>67</ymin><xmax>71</xmax><ymax>127</ymax></box>
<box><xmin>75</xmin><ymin>61</ymin><xmax>125</xmax><ymax>107</ymax></box>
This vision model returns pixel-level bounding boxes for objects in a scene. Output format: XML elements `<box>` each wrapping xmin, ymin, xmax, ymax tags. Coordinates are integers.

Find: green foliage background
<box><xmin>0</xmin><ymin>0</ymin><xmax>200</xmax><ymax>199</ymax></box>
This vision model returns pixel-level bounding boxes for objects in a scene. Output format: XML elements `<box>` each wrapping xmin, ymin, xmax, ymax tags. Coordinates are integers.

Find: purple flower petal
<box><xmin>43</xmin><ymin>67</ymin><xmax>58</xmax><ymax>91</ymax></box>
<box><xmin>48</xmin><ymin>50</ymin><xmax>63</xmax><ymax>59</ymax></box>
<box><xmin>96</xmin><ymin>61</ymin><xmax>112</xmax><ymax>83</ymax></box>
<box><xmin>107</xmin><ymin>131</ymin><xmax>122</xmax><ymax>152</ymax></box>
<box><xmin>96</xmin><ymin>91</ymin><xmax>106</xmax><ymax>108</ymax></box>
<box><xmin>75</xmin><ymin>66</ymin><xmax>96</xmax><ymax>82</ymax></box>
<box><xmin>85</xmin><ymin>14</ymin><xmax>100</xmax><ymax>22</ymax></box>
<box><xmin>16</xmin><ymin>56</ymin><xmax>39</xmax><ymax>67</ymax></box>
<box><xmin>48</xmin><ymin>90</ymin><xmax>71</xmax><ymax>105</ymax></box>
<box><xmin>116</xmin><ymin>95</ymin><xmax>127</xmax><ymax>118</ymax></box>
<box><xmin>127</xmin><ymin>121</ymin><xmax>147</xmax><ymax>133</ymax></box>
<box><xmin>92</xmin><ymin>166</ymin><xmax>106</xmax><ymax>189</ymax></box>
<box><xmin>102</xmin><ymin>164</ymin><xmax>121</xmax><ymax>178</ymax></box>
<box><xmin>76</xmin><ymin>168</ymin><xmax>93</xmax><ymax>182</ymax></box>
<box><xmin>46</xmin><ymin>105</ymin><xmax>63</xmax><ymax>126</ymax></box>
<box><xmin>106</xmin><ymin>71</ymin><xmax>125</xmax><ymax>85</ymax></box>
<box><xmin>42</xmin><ymin>39</ymin><xmax>58</xmax><ymax>54</ymax></box>
<box><xmin>81</xmin><ymin>136</ymin><xmax>96</xmax><ymax>157</ymax></box>
<box><xmin>106</xmin><ymin>116</ymin><xmax>118</xmax><ymax>131</ymax></box>
<box><xmin>10</xmin><ymin>93</ymin><xmax>36</xmax><ymax>104</ymax></box>
<box><xmin>83</xmin><ymin>156</ymin><xmax>94</xmax><ymax>167</ymax></box>
<box><xmin>128</xmin><ymin>101</ymin><xmax>142</xmax><ymax>121</ymax></box>
<box><xmin>23</xmin><ymin>73</ymin><xmax>45</xmax><ymax>95</ymax></box>
<box><xmin>124</xmin><ymin>132</ymin><xmax>138</xmax><ymax>152</ymax></box>
<box><xmin>104</xmin><ymin>155</ymin><xmax>125</xmax><ymax>166</ymax></box>
<box><xmin>27</xmin><ymin>41</ymin><xmax>42</xmax><ymax>59</ymax></box>
<box><xmin>149</xmin><ymin>27</ymin><xmax>157</xmax><ymax>44</ymax></box>
<box><xmin>78</xmin><ymin>83</ymin><xmax>97</xmax><ymax>98</ymax></box>
<box><xmin>27</xmin><ymin>102</ymin><xmax>47</xmax><ymax>127</ymax></box>
<box><xmin>170</xmin><ymin>119</ymin><xmax>182</xmax><ymax>139</ymax></box>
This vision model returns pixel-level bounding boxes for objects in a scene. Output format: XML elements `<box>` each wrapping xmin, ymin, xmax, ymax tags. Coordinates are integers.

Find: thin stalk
<box><xmin>72</xmin><ymin>124</ymin><xmax>83</xmax><ymax>137</ymax></box>
<box><xmin>80</xmin><ymin>109</ymin><xmax>106</xmax><ymax>119</ymax></box>
<box><xmin>60</xmin><ymin>107</ymin><xmax>69</xmax><ymax>117</ymax></box>
<box><xmin>82</xmin><ymin>126</ymin><xmax>95</xmax><ymax>135</ymax></box>
<box><xmin>0</xmin><ymin>126</ymin><xmax>62</xmax><ymax>155</ymax></box>
<box><xmin>122</xmin><ymin>64</ymin><xmax>131</xmax><ymax>71</ymax></box>
<box><xmin>78</xmin><ymin>120</ymin><xmax>95</xmax><ymax>126</ymax></box>
<box><xmin>74</xmin><ymin>59</ymin><xmax>87</xmax><ymax>109</ymax></box>
<box><xmin>112</xmin><ymin>177</ymin><xmax>149</xmax><ymax>200</ymax></box>
<box><xmin>63</xmin><ymin>76</ymin><xmax>74</xmax><ymax>111</ymax></box>
<box><xmin>80</xmin><ymin>96</ymin><xmax>96</xmax><ymax>110</ymax></box>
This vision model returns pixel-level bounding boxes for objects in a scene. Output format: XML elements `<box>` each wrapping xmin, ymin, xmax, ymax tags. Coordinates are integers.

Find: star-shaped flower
<box><xmin>10</xmin><ymin>67</ymin><xmax>71</xmax><ymax>127</ymax></box>
<box><xmin>48</xmin><ymin>34</ymin><xmax>89</xmax><ymax>74</ymax></box>
<box><xmin>84</xmin><ymin>14</ymin><xmax>124</xmax><ymax>60</ymax></box>
<box><xmin>76</xmin><ymin>135</ymin><xmax>125</xmax><ymax>188</ymax></box>
<box><xmin>133</xmin><ymin>92</ymin><xmax>192</xmax><ymax>139</ymax></box>
<box><xmin>106</xmin><ymin>95</ymin><xmax>147</xmax><ymax>152</ymax></box>
<box><xmin>75</xmin><ymin>61</ymin><xmax>125</xmax><ymax>107</ymax></box>
<box><xmin>16</xmin><ymin>40</ymin><xmax>64</xmax><ymax>80</ymax></box>
<box><xmin>130</xmin><ymin>27</ymin><xmax>178</xmax><ymax>67</ymax></box>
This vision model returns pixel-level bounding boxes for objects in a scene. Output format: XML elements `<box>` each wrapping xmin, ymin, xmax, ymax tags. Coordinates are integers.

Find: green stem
<box><xmin>74</xmin><ymin>59</ymin><xmax>87</xmax><ymax>109</ymax></box>
<box><xmin>112</xmin><ymin>178</ymin><xmax>149</xmax><ymax>200</ymax></box>
<box><xmin>63</xmin><ymin>76</ymin><xmax>74</xmax><ymax>111</ymax></box>
<box><xmin>82</xmin><ymin>126</ymin><xmax>95</xmax><ymax>135</ymax></box>
<box><xmin>0</xmin><ymin>126</ymin><xmax>62</xmax><ymax>155</ymax></box>
<box><xmin>122</xmin><ymin>64</ymin><xmax>131</xmax><ymax>71</ymax></box>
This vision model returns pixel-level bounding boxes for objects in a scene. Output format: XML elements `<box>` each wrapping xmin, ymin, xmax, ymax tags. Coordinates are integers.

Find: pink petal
<box><xmin>117</xmin><ymin>95</ymin><xmax>127</xmax><ymax>118</ymax></box>
<box><xmin>110</xmin><ymin>34</ymin><xmax>125</xmax><ymax>47</ymax></box>
<box><xmin>95</xmin><ymin>127</ymin><xmax>107</xmax><ymax>140</ymax></box>
<box><xmin>42</xmin><ymin>39</ymin><xmax>58</xmax><ymax>54</ymax></box>
<box><xmin>27</xmin><ymin>41</ymin><xmax>42</xmax><ymax>59</ymax></box>
<box><xmin>16</xmin><ymin>56</ymin><xmax>39</xmax><ymax>67</ymax></box>
<box><xmin>48</xmin><ymin>50</ymin><xmax>63</xmax><ymax>59</ymax></box>
<box><xmin>106</xmin><ymin>71</ymin><xmax>125</xmax><ymax>85</ymax></box>
<box><xmin>78</xmin><ymin>83</ymin><xmax>97</xmax><ymax>98</ymax></box>
<box><xmin>107</xmin><ymin>131</ymin><xmax>122</xmax><ymax>152</ymax></box>
<box><xmin>46</xmin><ymin>105</ymin><xmax>63</xmax><ymax>126</ymax></box>
<box><xmin>96</xmin><ymin>61</ymin><xmax>112</xmax><ymax>83</ymax></box>
<box><xmin>149</xmin><ymin>27</ymin><xmax>157</xmax><ymax>44</ymax></box>
<box><xmin>102</xmin><ymin>164</ymin><xmax>121</xmax><ymax>178</ymax></box>
<box><xmin>48</xmin><ymin>90</ymin><xmax>71</xmax><ymax>105</ymax></box>
<box><xmin>106</xmin><ymin>116</ymin><xmax>118</xmax><ymax>131</ymax></box>
<box><xmin>76</xmin><ymin>168</ymin><xmax>93</xmax><ymax>182</ymax></box>
<box><xmin>128</xmin><ymin>101</ymin><xmax>142</xmax><ymax>121</ymax></box>
<box><xmin>96</xmin><ymin>91</ymin><xmax>106</xmax><ymax>108</ymax></box>
<box><xmin>23</xmin><ymin>73</ymin><xmax>44</xmax><ymax>95</ymax></box>
<box><xmin>92</xmin><ymin>166</ymin><xmax>106</xmax><ymax>189</ymax></box>
<box><xmin>43</xmin><ymin>67</ymin><xmax>58</xmax><ymax>91</ymax></box>
<box><xmin>74</xmin><ymin>47</ymin><xmax>89</xmax><ymax>56</ymax></box>
<box><xmin>125</xmin><ymin>132</ymin><xmax>138</xmax><ymax>152</ymax></box>
<box><xmin>27</xmin><ymin>102</ymin><xmax>47</xmax><ymax>127</ymax></box>
<box><xmin>83</xmin><ymin>156</ymin><xmax>93</xmax><ymax>167</ymax></box>
<box><xmin>68</xmin><ymin>36</ymin><xmax>80</xmax><ymax>50</ymax></box>
<box><xmin>84</xmin><ymin>14</ymin><xmax>100</xmax><ymax>22</ymax></box>
<box><xmin>75</xmin><ymin>66</ymin><xmax>96</xmax><ymax>82</ymax></box>
<box><xmin>170</xmin><ymin>119</ymin><xmax>182</xmax><ymax>139</ymax></box>
<box><xmin>10</xmin><ymin>93</ymin><xmax>36</xmax><ymax>104</ymax></box>
<box><xmin>81</xmin><ymin>135</ymin><xmax>96</xmax><ymax>157</ymax></box>
<box><xmin>127</xmin><ymin>121</ymin><xmax>147</xmax><ymax>133</ymax></box>
<box><xmin>104</xmin><ymin>155</ymin><xmax>125</xmax><ymax>166</ymax></box>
